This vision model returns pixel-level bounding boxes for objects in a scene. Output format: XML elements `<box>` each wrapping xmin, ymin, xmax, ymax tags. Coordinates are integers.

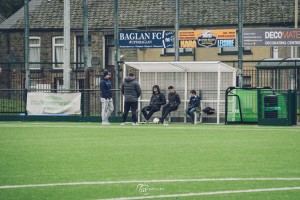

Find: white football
<box><xmin>153</xmin><ymin>118</ymin><xmax>160</xmax><ymax>124</ymax></box>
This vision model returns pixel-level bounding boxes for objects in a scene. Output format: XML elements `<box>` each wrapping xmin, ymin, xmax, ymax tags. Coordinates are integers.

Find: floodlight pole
<box><xmin>83</xmin><ymin>0</ymin><xmax>90</xmax><ymax>115</ymax></box>
<box><xmin>114</xmin><ymin>0</ymin><xmax>120</xmax><ymax>115</ymax></box>
<box><xmin>24</xmin><ymin>0</ymin><xmax>30</xmax><ymax>89</ymax></box>
<box><xmin>83</xmin><ymin>0</ymin><xmax>89</xmax><ymax>71</ymax></box>
<box><xmin>175</xmin><ymin>0</ymin><xmax>180</xmax><ymax>61</ymax></box>
<box><xmin>295</xmin><ymin>0</ymin><xmax>298</xmax><ymax>58</ymax></box>
<box><xmin>238</xmin><ymin>0</ymin><xmax>243</xmax><ymax>87</ymax></box>
<box><xmin>63</xmin><ymin>0</ymin><xmax>71</xmax><ymax>90</ymax></box>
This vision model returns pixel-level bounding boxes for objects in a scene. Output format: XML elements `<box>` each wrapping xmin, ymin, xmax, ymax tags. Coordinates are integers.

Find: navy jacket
<box><xmin>188</xmin><ymin>95</ymin><xmax>200</xmax><ymax>108</ymax></box>
<box><xmin>100</xmin><ymin>78</ymin><xmax>112</xmax><ymax>99</ymax></box>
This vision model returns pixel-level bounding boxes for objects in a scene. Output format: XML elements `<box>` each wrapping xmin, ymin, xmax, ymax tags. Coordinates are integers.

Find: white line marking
<box><xmin>98</xmin><ymin>187</ymin><xmax>300</xmax><ymax>200</ymax></box>
<box><xmin>1</xmin><ymin>178</ymin><xmax>300</xmax><ymax>189</ymax></box>
<box><xmin>0</xmin><ymin>123</ymin><xmax>299</xmax><ymax>132</ymax></box>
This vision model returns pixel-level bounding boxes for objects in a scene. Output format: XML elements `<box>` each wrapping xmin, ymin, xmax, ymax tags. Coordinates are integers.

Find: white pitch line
<box><xmin>0</xmin><ymin>124</ymin><xmax>299</xmax><ymax>132</ymax></box>
<box><xmin>98</xmin><ymin>187</ymin><xmax>300</xmax><ymax>200</ymax></box>
<box><xmin>1</xmin><ymin>178</ymin><xmax>300</xmax><ymax>189</ymax></box>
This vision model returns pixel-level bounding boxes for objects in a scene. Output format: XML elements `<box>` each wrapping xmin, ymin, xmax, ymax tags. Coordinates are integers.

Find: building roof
<box><xmin>0</xmin><ymin>0</ymin><xmax>298</xmax><ymax>30</ymax></box>
<box><xmin>0</xmin><ymin>0</ymin><xmax>44</xmax><ymax>29</ymax></box>
<box><xmin>0</xmin><ymin>13</ymin><xmax>5</xmax><ymax>24</ymax></box>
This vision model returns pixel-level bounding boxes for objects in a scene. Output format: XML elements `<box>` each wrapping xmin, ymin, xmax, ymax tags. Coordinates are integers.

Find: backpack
<box><xmin>202</xmin><ymin>107</ymin><xmax>215</xmax><ymax>115</ymax></box>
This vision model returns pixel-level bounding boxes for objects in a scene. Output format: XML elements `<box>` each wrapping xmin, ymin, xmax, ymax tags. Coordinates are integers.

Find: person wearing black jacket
<box><xmin>121</xmin><ymin>73</ymin><xmax>142</xmax><ymax>125</ymax></box>
<box><xmin>141</xmin><ymin>85</ymin><xmax>166</xmax><ymax>123</ymax></box>
<box><xmin>100</xmin><ymin>71</ymin><xmax>114</xmax><ymax>125</ymax></box>
<box><xmin>160</xmin><ymin>86</ymin><xmax>181</xmax><ymax>124</ymax></box>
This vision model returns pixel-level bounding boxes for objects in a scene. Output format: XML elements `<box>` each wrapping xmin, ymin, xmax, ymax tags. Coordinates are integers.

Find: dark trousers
<box><xmin>185</xmin><ymin>107</ymin><xmax>196</xmax><ymax>123</ymax></box>
<box><xmin>141</xmin><ymin>106</ymin><xmax>160</xmax><ymax>121</ymax></box>
<box><xmin>122</xmin><ymin>102</ymin><xmax>138</xmax><ymax>123</ymax></box>
<box><xmin>161</xmin><ymin>104</ymin><xmax>178</xmax><ymax>123</ymax></box>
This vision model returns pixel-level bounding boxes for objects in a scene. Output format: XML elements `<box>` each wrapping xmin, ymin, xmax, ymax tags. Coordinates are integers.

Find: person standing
<box><xmin>100</xmin><ymin>71</ymin><xmax>114</xmax><ymax>125</ymax></box>
<box><xmin>121</xmin><ymin>73</ymin><xmax>141</xmax><ymax>126</ymax></box>
<box><xmin>160</xmin><ymin>86</ymin><xmax>180</xmax><ymax>124</ymax></box>
<box><xmin>185</xmin><ymin>90</ymin><xmax>200</xmax><ymax>124</ymax></box>
<box><xmin>141</xmin><ymin>85</ymin><xmax>166</xmax><ymax>123</ymax></box>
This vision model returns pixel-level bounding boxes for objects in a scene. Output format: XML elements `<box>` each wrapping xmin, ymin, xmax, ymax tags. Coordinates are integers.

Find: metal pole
<box><xmin>217</xmin><ymin>65</ymin><xmax>221</xmax><ymax>124</ymax></box>
<box><xmin>83</xmin><ymin>0</ymin><xmax>90</xmax><ymax>116</ymax></box>
<box><xmin>295</xmin><ymin>0</ymin><xmax>298</xmax><ymax>58</ymax></box>
<box><xmin>83</xmin><ymin>0</ymin><xmax>89</xmax><ymax>71</ymax></box>
<box><xmin>24</xmin><ymin>0</ymin><xmax>30</xmax><ymax>89</ymax></box>
<box><xmin>114</xmin><ymin>0</ymin><xmax>119</xmax><ymax>116</ymax></box>
<box><xmin>238</xmin><ymin>0</ymin><xmax>243</xmax><ymax>87</ymax></box>
<box><xmin>63</xmin><ymin>0</ymin><xmax>71</xmax><ymax>89</ymax></box>
<box><xmin>175</xmin><ymin>0</ymin><xmax>180</xmax><ymax>61</ymax></box>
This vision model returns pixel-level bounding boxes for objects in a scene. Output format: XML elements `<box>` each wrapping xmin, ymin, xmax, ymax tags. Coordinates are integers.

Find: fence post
<box><xmin>81</xmin><ymin>88</ymin><xmax>84</xmax><ymax>121</ymax></box>
<box><xmin>288</xmin><ymin>90</ymin><xmax>297</xmax><ymax>125</ymax></box>
<box><xmin>257</xmin><ymin>89</ymin><xmax>262</xmax><ymax>125</ymax></box>
<box><xmin>225</xmin><ymin>88</ymin><xmax>229</xmax><ymax>124</ymax></box>
<box><xmin>24</xmin><ymin>89</ymin><xmax>28</xmax><ymax>121</ymax></box>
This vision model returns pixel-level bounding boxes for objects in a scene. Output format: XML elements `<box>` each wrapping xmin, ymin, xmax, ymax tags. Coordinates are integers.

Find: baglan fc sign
<box><xmin>119</xmin><ymin>31</ymin><xmax>174</xmax><ymax>48</ymax></box>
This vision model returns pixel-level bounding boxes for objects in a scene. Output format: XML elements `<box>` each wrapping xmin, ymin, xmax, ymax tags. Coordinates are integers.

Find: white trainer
<box><xmin>102</xmin><ymin>122</ymin><xmax>111</xmax><ymax>125</ymax></box>
<box><xmin>132</xmin><ymin>123</ymin><xmax>140</xmax><ymax>126</ymax></box>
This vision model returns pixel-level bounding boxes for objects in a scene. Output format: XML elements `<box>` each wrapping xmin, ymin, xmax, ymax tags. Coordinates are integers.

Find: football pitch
<box><xmin>0</xmin><ymin>122</ymin><xmax>300</xmax><ymax>200</ymax></box>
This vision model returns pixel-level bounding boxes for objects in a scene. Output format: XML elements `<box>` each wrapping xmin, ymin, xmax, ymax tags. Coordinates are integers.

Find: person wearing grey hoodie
<box><xmin>121</xmin><ymin>73</ymin><xmax>142</xmax><ymax>125</ymax></box>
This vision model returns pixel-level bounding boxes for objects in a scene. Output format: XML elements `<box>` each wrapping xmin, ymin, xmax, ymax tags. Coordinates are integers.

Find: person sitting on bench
<box><xmin>160</xmin><ymin>86</ymin><xmax>181</xmax><ymax>124</ymax></box>
<box><xmin>185</xmin><ymin>90</ymin><xmax>200</xmax><ymax>124</ymax></box>
<box><xmin>141</xmin><ymin>85</ymin><xmax>166</xmax><ymax>123</ymax></box>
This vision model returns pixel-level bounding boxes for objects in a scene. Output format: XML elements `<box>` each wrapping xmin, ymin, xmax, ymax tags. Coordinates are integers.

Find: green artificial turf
<box><xmin>0</xmin><ymin>122</ymin><xmax>299</xmax><ymax>199</ymax></box>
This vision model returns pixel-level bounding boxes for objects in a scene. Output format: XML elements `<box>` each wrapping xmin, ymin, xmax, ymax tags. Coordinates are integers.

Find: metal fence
<box><xmin>0</xmin><ymin>62</ymin><xmax>114</xmax><ymax>90</ymax></box>
<box><xmin>0</xmin><ymin>89</ymin><xmax>122</xmax><ymax>122</ymax></box>
<box><xmin>0</xmin><ymin>60</ymin><xmax>299</xmax><ymax>123</ymax></box>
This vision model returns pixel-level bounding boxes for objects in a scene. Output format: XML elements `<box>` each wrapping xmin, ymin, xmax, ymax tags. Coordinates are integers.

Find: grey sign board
<box><xmin>243</xmin><ymin>28</ymin><xmax>300</xmax><ymax>46</ymax></box>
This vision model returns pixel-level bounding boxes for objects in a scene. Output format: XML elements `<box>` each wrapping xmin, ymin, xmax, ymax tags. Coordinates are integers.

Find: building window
<box><xmin>30</xmin><ymin>78</ymin><xmax>41</xmax><ymax>89</ymax></box>
<box><xmin>105</xmin><ymin>35</ymin><xmax>115</xmax><ymax>66</ymax></box>
<box><xmin>29</xmin><ymin>37</ymin><xmax>41</xmax><ymax>69</ymax></box>
<box><xmin>52</xmin><ymin>37</ymin><xmax>64</xmax><ymax>69</ymax></box>
<box><xmin>220</xmin><ymin>46</ymin><xmax>252</xmax><ymax>55</ymax></box>
<box><xmin>75</xmin><ymin>36</ymin><xmax>91</xmax><ymax>68</ymax></box>
<box><xmin>54</xmin><ymin>77</ymin><xmax>64</xmax><ymax>90</ymax></box>
<box><xmin>162</xmin><ymin>48</ymin><xmax>193</xmax><ymax>56</ymax></box>
<box><xmin>77</xmin><ymin>78</ymin><xmax>85</xmax><ymax>90</ymax></box>
<box><xmin>236</xmin><ymin>76</ymin><xmax>252</xmax><ymax>88</ymax></box>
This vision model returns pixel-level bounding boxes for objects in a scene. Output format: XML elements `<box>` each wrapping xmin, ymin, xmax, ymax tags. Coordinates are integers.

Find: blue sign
<box><xmin>119</xmin><ymin>31</ymin><xmax>174</xmax><ymax>48</ymax></box>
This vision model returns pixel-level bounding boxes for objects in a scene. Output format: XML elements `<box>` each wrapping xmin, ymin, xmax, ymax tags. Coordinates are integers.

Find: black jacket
<box><xmin>121</xmin><ymin>76</ymin><xmax>141</xmax><ymax>102</ymax></box>
<box><xmin>150</xmin><ymin>92</ymin><xmax>166</xmax><ymax>108</ymax></box>
<box><xmin>168</xmin><ymin>91</ymin><xmax>181</xmax><ymax>107</ymax></box>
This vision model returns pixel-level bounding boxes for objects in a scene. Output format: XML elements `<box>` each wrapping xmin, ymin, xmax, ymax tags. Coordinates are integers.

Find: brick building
<box><xmin>0</xmin><ymin>0</ymin><xmax>298</xmax><ymax>89</ymax></box>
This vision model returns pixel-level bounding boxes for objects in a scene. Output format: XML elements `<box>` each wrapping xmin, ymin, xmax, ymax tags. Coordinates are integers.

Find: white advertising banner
<box><xmin>26</xmin><ymin>93</ymin><xmax>81</xmax><ymax>115</ymax></box>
